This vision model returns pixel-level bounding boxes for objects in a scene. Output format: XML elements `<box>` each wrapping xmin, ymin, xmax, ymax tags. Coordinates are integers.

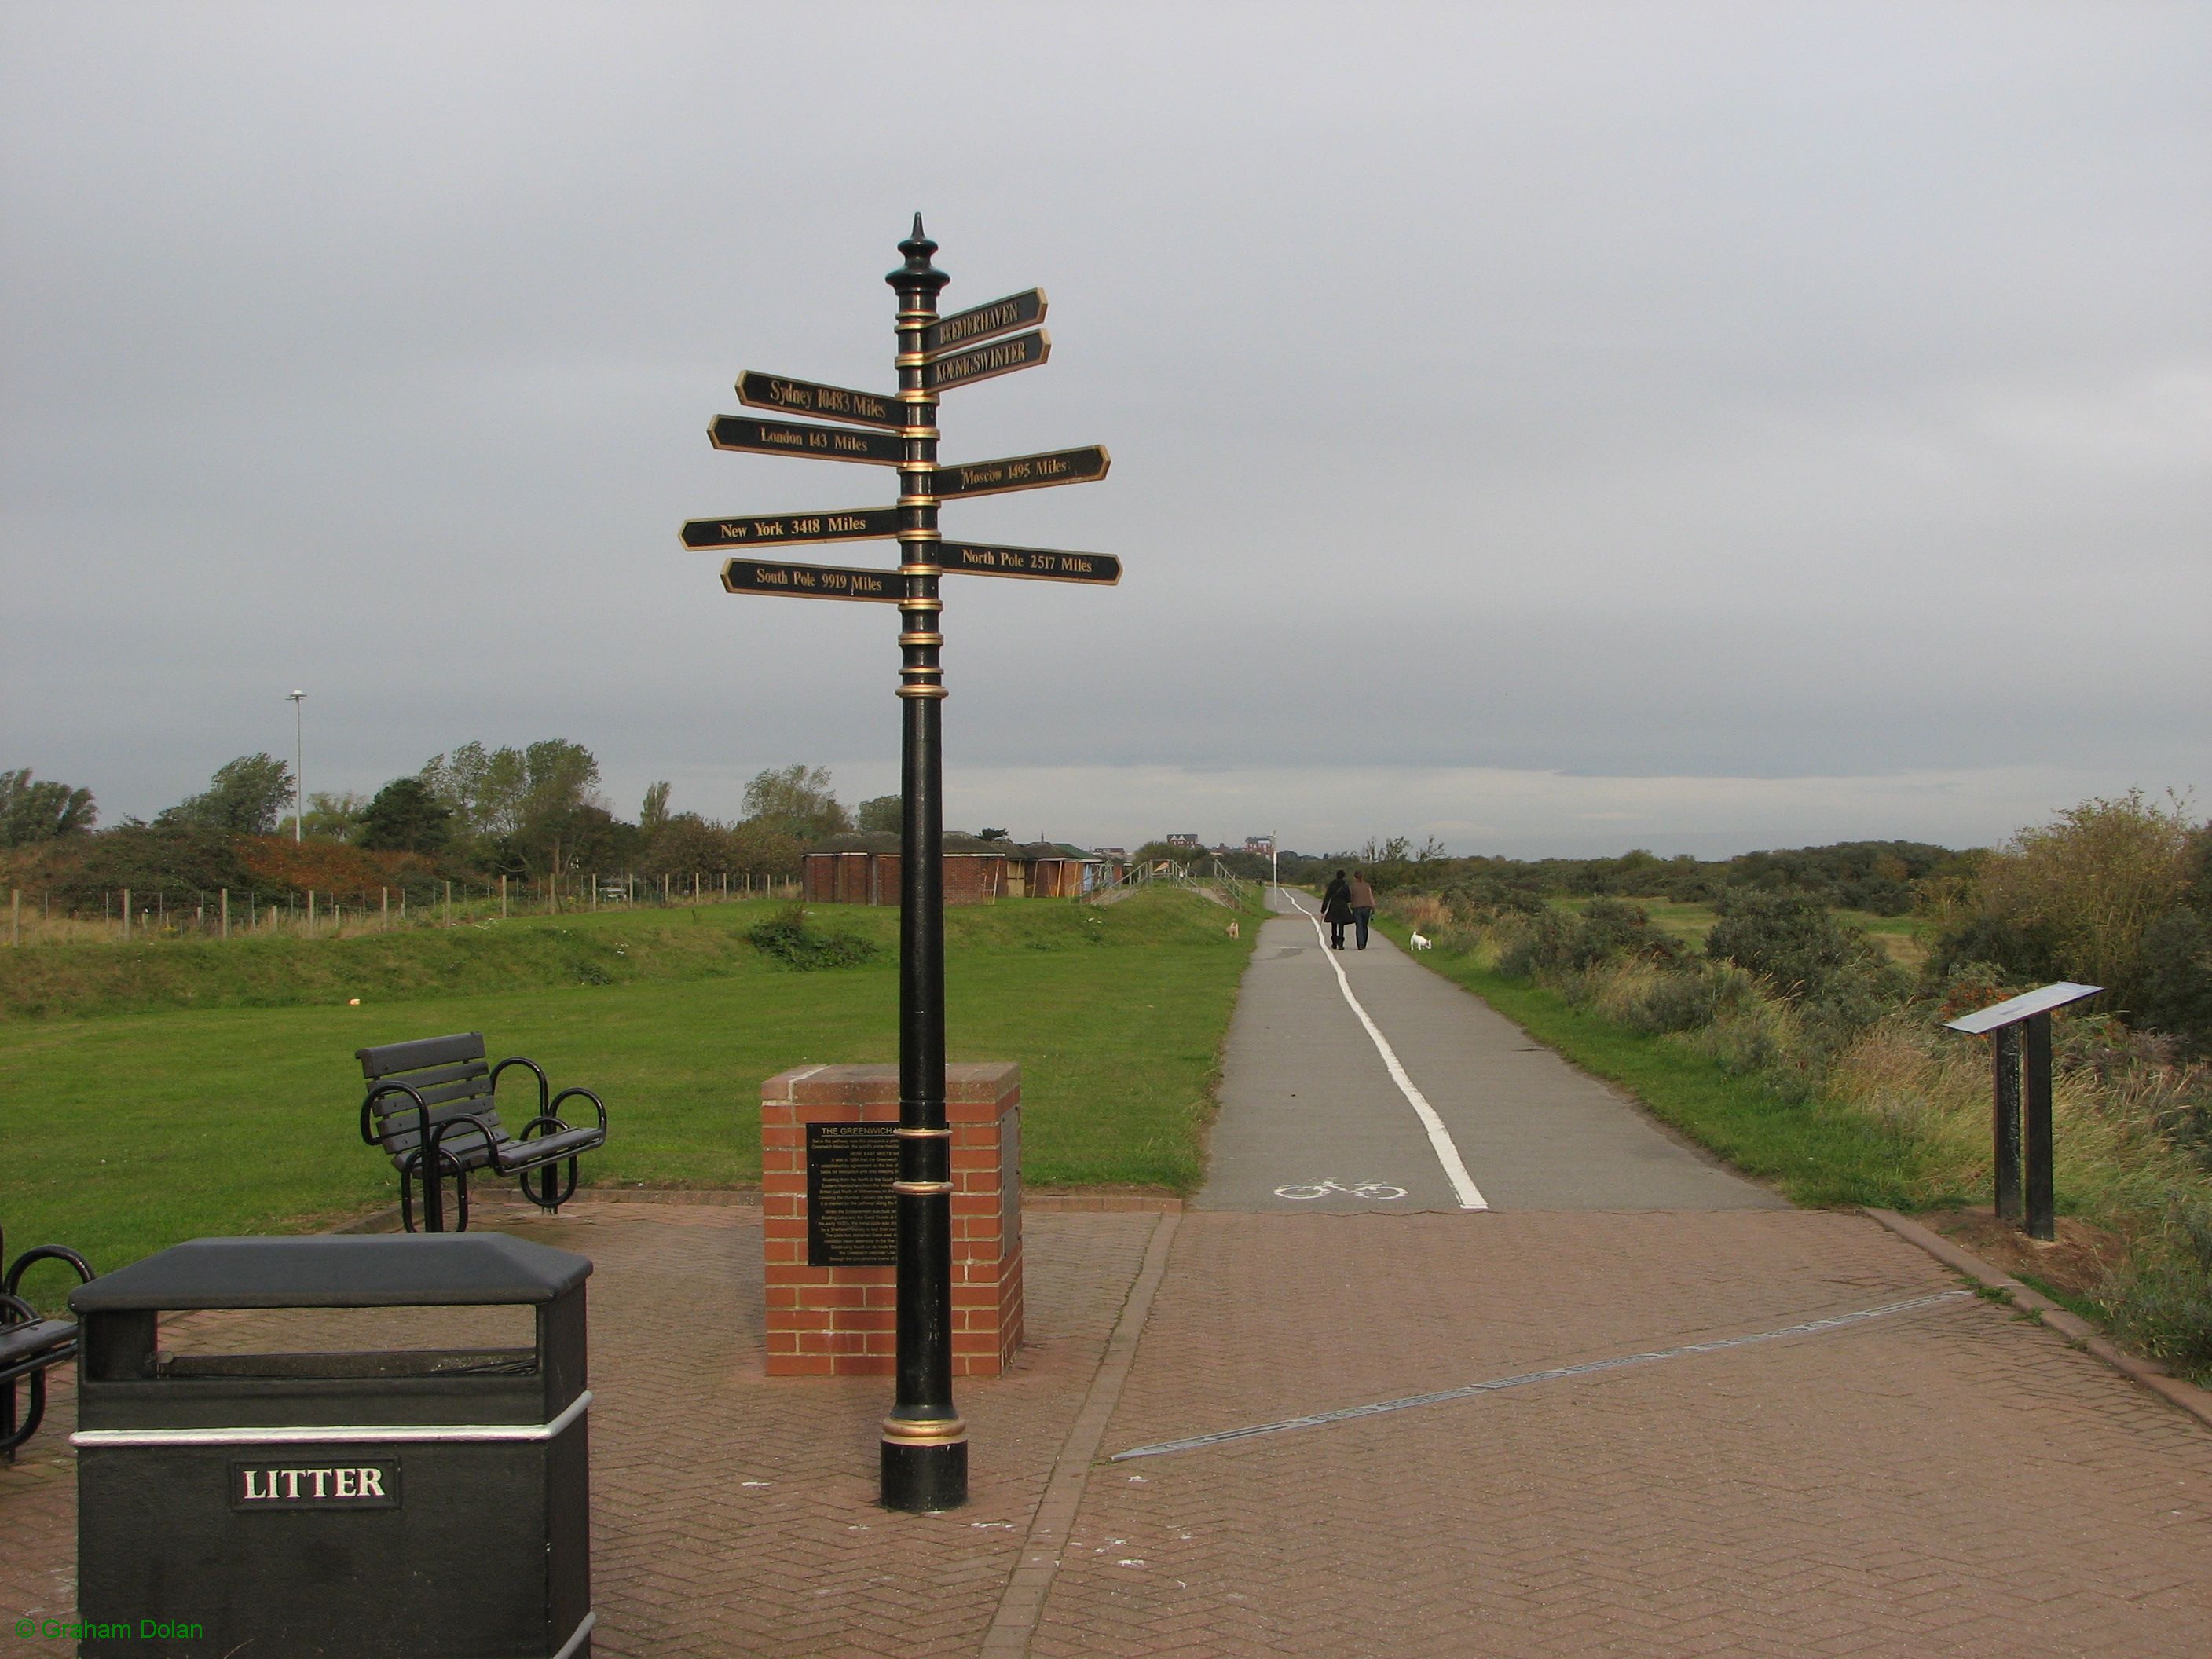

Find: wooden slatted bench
<box><xmin>357</xmin><ymin>1033</ymin><xmax>610</xmax><ymax>1233</ymax></box>
<box><xmin>2</xmin><ymin>1225</ymin><xmax>96</xmax><ymax>1460</ymax></box>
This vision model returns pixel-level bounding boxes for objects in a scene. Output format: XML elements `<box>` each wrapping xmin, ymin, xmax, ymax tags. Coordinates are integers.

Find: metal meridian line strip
<box><xmin>1281</xmin><ymin>888</ymin><xmax>1488</xmax><ymax>1210</ymax></box>
<box><xmin>71</xmin><ymin>1388</ymin><xmax>593</xmax><ymax>1448</ymax></box>
<box><xmin>1111</xmin><ymin>1292</ymin><xmax>1972</xmax><ymax>1460</ymax></box>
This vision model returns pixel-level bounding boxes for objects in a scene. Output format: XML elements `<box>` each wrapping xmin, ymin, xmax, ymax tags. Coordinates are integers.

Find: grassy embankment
<box><xmin>1</xmin><ymin>888</ymin><xmax>1265</xmax><ymax>1284</ymax></box>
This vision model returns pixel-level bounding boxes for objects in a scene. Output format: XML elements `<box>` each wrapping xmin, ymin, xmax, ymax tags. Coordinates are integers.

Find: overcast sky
<box><xmin>3</xmin><ymin>2</ymin><xmax>2205</xmax><ymax>856</ymax></box>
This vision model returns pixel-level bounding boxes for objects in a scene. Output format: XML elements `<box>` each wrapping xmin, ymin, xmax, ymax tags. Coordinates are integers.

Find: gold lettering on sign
<box><xmin>936</xmin><ymin>298</ymin><xmax>1019</xmax><ymax>349</ymax></box>
<box><xmin>932</xmin><ymin>335</ymin><xmax>1039</xmax><ymax>387</ymax></box>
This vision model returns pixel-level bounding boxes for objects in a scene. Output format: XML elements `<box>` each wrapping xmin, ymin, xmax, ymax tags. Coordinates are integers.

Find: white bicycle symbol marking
<box><xmin>1273</xmin><ymin>1179</ymin><xmax>1408</xmax><ymax>1201</ymax></box>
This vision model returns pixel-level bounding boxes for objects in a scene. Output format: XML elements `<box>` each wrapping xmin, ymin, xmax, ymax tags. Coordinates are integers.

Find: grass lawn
<box><xmin>1375</xmin><ymin>917</ymin><xmax>1963</xmax><ymax>1211</ymax></box>
<box><xmin>2</xmin><ymin>888</ymin><xmax>1262</xmax><ymax>1285</ymax></box>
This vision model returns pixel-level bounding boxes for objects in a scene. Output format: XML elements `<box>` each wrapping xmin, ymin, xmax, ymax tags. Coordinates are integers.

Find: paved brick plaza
<box><xmin>8</xmin><ymin>1194</ymin><xmax>2210</xmax><ymax>1657</ymax></box>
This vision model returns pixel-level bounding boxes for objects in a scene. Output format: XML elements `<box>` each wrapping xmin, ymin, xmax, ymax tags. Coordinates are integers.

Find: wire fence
<box><xmin>1</xmin><ymin>871</ymin><xmax>804</xmax><ymax>947</ymax></box>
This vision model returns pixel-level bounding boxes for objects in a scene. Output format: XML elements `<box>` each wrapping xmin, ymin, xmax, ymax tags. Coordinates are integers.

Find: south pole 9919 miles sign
<box><xmin>674</xmin><ymin>216</ymin><xmax>1116</xmax><ymax>1514</ymax></box>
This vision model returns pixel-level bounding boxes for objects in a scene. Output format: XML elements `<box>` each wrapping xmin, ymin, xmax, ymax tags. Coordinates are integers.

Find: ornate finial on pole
<box><xmin>891</xmin><ymin>214</ymin><xmax>949</xmax><ymax>294</ymax></box>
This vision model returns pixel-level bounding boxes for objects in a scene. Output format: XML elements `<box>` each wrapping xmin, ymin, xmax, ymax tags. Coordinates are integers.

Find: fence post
<box><xmin>308</xmin><ymin>889</ymin><xmax>316</xmax><ymax>934</ymax></box>
<box><xmin>591</xmin><ymin>873</ymin><xmax>599</xmax><ymax>912</ymax></box>
<box><xmin>220</xmin><ymin>888</ymin><xmax>229</xmax><ymax>941</ymax></box>
<box><xmin>445</xmin><ymin>879</ymin><xmax>452</xmax><ymax>925</ymax></box>
<box><xmin>382</xmin><ymin>886</ymin><xmax>389</xmax><ymax>929</ymax></box>
<box><xmin>123</xmin><ymin>887</ymin><xmax>131</xmax><ymax>942</ymax></box>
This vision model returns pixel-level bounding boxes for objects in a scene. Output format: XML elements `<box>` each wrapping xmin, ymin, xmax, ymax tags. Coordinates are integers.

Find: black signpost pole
<box><xmin>690</xmin><ymin>214</ymin><xmax>1109</xmax><ymax>1511</ymax></box>
<box><xmin>882</xmin><ymin>215</ymin><xmax>965</xmax><ymax>1511</ymax></box>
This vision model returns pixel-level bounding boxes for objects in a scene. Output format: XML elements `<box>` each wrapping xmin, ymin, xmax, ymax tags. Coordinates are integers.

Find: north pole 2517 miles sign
<box><xmin>939</xmin><ymin>543</ymin><xmax>1121</xmax><ymax>584</ymax></box>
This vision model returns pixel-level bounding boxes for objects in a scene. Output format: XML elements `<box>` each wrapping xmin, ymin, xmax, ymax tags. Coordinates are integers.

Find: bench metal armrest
<box><xmin>425</xmin><ymin>1111</ymin><xmax>493</xmax><ymax>1171</ymax></box>
<box><xmin>361</xmin><ymin>1080</ymin><xmax>433</xmax><ymax>1151</ymax></box>
<box><xmin>490</xmin><ymin>1056</ymin><xmax>550</xmax><ymax>1117</ymax></box>
<box><xmin>4</xmin><ymin>1244</ymin><xmax>94</xmax><ymax>1302</ymax></box>
<box><xmin>546</xmin><ymin>1086</ymin><xmax>608</xmax><ymax>1135</ymax></box>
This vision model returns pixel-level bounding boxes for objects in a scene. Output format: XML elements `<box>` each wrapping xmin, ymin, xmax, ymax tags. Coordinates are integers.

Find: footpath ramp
<box><xmin>1199</xmin><ymin>889</ymin><xmax>1781</xmax><ymax>1211</ymax></box>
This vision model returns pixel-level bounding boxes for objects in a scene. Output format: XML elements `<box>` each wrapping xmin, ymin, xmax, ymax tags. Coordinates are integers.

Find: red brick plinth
<box><xmin>760</xmin><ymin>1062</ymin><xmax>1023</xmax><ymax>1377</ymax></box>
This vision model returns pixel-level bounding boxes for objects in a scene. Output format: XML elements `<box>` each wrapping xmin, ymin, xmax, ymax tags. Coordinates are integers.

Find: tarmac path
<box><xmin>1198</xmin><ymin>888</ymin><xmax>1784</xmax><ymax>1212</ymax></box>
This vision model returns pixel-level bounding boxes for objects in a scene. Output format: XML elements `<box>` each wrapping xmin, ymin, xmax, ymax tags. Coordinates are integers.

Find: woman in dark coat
<box><xmin>1320</xmin><ymin>870</ymin><xmax>1354</xmax><ymax>950</ymax></box>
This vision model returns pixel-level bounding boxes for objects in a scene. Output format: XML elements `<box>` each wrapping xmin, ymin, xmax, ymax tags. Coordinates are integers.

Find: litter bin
<box><xmin>71</xmin><ymin>1234</ymin><xmax>593</xmax><ymax>1658</ymax></box>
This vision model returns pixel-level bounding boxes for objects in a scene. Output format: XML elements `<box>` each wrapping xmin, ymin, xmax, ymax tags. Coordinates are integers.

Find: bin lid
<box><xmin>71</xmin><ymin>1235</ymin><xmax>592</xmax><ymax>1313</ymax></box>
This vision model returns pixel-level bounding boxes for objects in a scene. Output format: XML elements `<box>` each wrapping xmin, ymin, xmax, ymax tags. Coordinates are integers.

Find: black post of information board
<box><xmin>2023</xmin><ymin>1012</ymin><xmax>2055</xmax><ymax>1243</ymax></box>
<box><xmin>1992</xmin><ymin>1024</ymin><xmax>2022</xmax><ymax>1224</ymax></box>
<box><xmin>882</xmin><ymin>217</ymin><xmax>965</xmax><ymax>1511</ymax></box>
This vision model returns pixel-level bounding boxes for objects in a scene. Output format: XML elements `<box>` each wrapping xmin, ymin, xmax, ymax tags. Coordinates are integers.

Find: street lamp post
<box><xmin>287</xmin><ymin>691</ymin><xmax>305</xmax><ymax>843</ymax></box>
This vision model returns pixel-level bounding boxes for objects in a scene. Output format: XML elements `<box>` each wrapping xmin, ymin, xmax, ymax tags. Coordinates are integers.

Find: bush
<box><xmin>2139</xmin><ymin>906</ymin><xmax>2212</xmax><ymax>1056</ymax></box>
<box><xmin>1706</xmin><ymin>888</ymin><xmax>1899</xmax><ymax>1004</ymax></box>
<box><xmin>1933</xmin><ymin>790</ymin><xmax>2201</xmax><ymax>1016</ymax></box>
<box><xmin>746</xmin><ymin>904</ymin><xmax>881</xmax><ymax>970</ymax></box>
<box><xmin>1625</xmin><ymin>967</ymin><xmax>1723</xmax><ymax>1035</ymax></box>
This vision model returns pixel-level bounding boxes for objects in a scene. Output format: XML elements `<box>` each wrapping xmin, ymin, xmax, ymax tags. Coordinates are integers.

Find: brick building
<box><xmin>802</xmin><ymin>833</ymin><xmax>1121</xmax><ymax>906</ymax></box>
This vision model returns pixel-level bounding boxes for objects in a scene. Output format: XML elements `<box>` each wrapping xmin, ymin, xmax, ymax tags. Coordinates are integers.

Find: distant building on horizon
<box><xmin>1163</xmin><ymin>832</ymin><xmax>1202</xmax><ymax>849</ymax></box>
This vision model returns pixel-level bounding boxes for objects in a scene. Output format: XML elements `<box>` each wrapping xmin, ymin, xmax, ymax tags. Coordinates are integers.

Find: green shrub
<box><xmin>1707</xmin><ymin>888</ymin><xmax>1899</xmax><ymax>1003</ymax></box>
<box><xmin>745</xmin><ymin>905</ymin><xmax>881</xmax><ymax>970</ymax></box>
<box><xmin>1623</xmin><ymin>966</ymin><xmax>1723</xmax><ymax>1035</ymax></box>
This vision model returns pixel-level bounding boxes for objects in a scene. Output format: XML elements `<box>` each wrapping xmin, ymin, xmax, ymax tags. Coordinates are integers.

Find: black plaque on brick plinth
<box><xmin>806</xmin><ymin>1122</ymin><xmax>899</xmax><ymax>1267</ymax></box>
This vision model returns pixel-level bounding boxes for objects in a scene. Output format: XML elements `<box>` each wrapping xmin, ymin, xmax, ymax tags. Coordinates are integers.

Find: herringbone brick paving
<box><xmin>1031</xmin><ymin>1210</ymin><xmax>2212</xmax><ymax>1658</ymax></box>
<box><xmin>0</xmin><ymin>1202</ymin><xmax>1163</xmax><ymax>1657</ymax></box>
<box><xmin>9</xmin><ymin>1203</ymin><xmax>2211</xmax><ymax>1656</ymax></box>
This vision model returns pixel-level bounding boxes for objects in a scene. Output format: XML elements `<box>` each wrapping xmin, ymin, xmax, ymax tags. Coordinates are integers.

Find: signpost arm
<box><xmin>2023</xmin><ymin>1013</ymin><xmax>2056</xmax><ymax>1242</ymax></box>
<box><xmin>1992</xmin><ymin>1024</ymin><xmax>2023</xmax><ymax>1223</ymax></box>
<box><xmin>882</xmin><ymin>214</ymin><xmax>965</xmax><ymax>1511</ymax></box>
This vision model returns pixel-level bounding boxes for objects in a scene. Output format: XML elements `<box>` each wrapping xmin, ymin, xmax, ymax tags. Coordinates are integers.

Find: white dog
<box><xmin>1409</xmin><ymin>928</ymin><xmax>1433</xmax><ymax>951</ymax></box>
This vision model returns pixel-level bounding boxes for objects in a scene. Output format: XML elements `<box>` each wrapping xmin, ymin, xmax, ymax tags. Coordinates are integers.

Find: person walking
<box><xmin>1348</xmin><ymin>869</ymin><xmax>1377</xmax><ymax>950</ymax></box>
<box><xmin>1320</xmin><ymin>870</ymin><xmax>1353</xmax><ymax>950</ymax></box>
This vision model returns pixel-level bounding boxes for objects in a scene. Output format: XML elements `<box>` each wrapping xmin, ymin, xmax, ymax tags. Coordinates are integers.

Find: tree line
<box><xmin>0</xmin><ymin>749</ymin><xmax>907</xmax><ymax>903</ymax></box>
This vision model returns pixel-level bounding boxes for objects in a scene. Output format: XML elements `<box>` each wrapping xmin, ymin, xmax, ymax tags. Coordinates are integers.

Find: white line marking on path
<box><xmin>1280</xmin><ymin>888</ymin><xmax>1488</xmax><ymax>1210</ymax></box>
<box><xmin>1111</xmin><ymin>1290</ymin><xmax>1974</xmax><ymax>1460</ymax></box>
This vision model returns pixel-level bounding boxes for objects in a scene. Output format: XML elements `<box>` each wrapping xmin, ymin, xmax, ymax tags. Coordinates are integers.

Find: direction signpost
<box><xmin>736</xmin><ymin>371</ymin><xmax>905</xmax><ymax>430</ymax></box>
<box><xmin>709</xmin><ymin>415</ymin><xmax>905</xmax><ymax>466</ymax></box>
<box><xmin>678</xmin><ymin>216</ymin><xmax>1117</xmax><ymax>1514</ymax></box>
<box><xmin>679</xmin><ymin>507</ymin><xmax>901</xmax><ymax>550</ymax></box>
<box><xmin>920</xmin><ymin>328</ymin><xmax>1050</xmax><ymax>393</ymax></box>
<box><xmin>938</xmin><ymin>543</ymin><xmax>1120</xmax><ymax>584</ymax></box>
<box><xmin>921</xmin><ymin>287</ymin><xmax>1046</xmax><ymax>355</ymax></box>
